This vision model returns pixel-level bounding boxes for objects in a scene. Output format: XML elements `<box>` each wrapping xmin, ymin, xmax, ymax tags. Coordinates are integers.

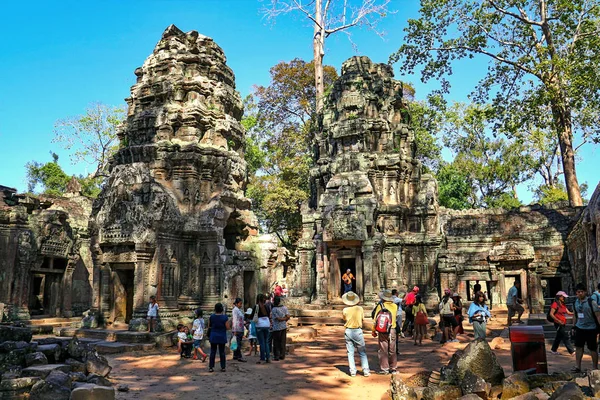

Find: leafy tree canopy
<box><xmin>53</xmin><ymin>103</ymin><xmax>125</xmax><ymax>179</ymax></box>
<box><xmin>391</xmin><ymin>0</ymin><xmax>600</xmax><ymax>206</ymax></box>
<box><xmin>244</xmin><ymin>59</ymin><xmax>338</xmax><ymax>248</ymax></box>
<box><xmin>25</xmin><ymin>153</ymin><xmax>103</xmax><ymax>198</ymax></box>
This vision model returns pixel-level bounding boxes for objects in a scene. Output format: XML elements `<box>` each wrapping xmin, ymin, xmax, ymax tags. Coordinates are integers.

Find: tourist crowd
<box><xmin>167</xmin><ymin>289</ymin><xmax>290</xmax><ymax>372</ymax></box>
<box><xmin>150</xmin><ymin>278</ymin><xmax>600</xmax><ymax>377</ymax></box>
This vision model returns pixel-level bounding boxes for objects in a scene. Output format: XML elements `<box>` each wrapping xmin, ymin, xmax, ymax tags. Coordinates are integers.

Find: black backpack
<box><xmin>546</xmin><ymin>303</ymin><xmax>556</xmax><ymax>323</ymax></box>
<box><xmin>588</xmin><ymin>298</ymin><xmax>600</xmax><ymax>333</ymax></box>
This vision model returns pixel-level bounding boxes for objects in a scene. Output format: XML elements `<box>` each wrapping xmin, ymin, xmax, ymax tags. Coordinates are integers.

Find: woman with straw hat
<box><xmin>342</xmin><ymin>291</ymin><xmax>370</xmax><ymax>377</ymax></box>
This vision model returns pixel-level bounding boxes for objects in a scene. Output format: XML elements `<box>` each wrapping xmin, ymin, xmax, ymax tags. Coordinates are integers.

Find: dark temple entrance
<box><xmin>243</xmin><ymin>270</ymin><xmax>256</xmax><ymax>310</ymax></box>
<box><xmin>113</xmin><ymin>264</ymin><xmax>135</xmax><ymax>323</ymax></box>
<box><xmin>339</xmin><ymin>258</ymin><xmax>356</xmax><ymax>296</ymax></box>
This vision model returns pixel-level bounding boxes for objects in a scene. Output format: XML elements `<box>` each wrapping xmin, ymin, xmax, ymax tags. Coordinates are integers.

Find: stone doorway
<box><xmin>243</xmin><ymin>270</ymin><xmax>256</xmax><ymax>310</ymax></box>
<box><xmin>339</xmin><ymin>258</ymin><xmax>356</xmax><ymax>296</ymax></box>
<box><xmin>29</xmin><ymin>257</ymin><xmax>66</xmax><ymax>317</ymax></box>
<box><xmin>541</xmin><ymin>277</ymin><xmax>562</xmax><ymax>299</ymax></box>
<box><xmin>113</xmin><ymin>264</ymin><xmax>135</xmax><ymax>323</ymax></box>
<box><xmin>500</xmin><ymin>273</ymin><xmax>526</xmax><ymax>306</ymax></box>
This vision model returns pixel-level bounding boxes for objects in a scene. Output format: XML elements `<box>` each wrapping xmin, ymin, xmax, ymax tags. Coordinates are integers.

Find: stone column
<box><xmin>356</xmin><ymin>251</ymin><xmax>364</xmax><ymax>298</ymax></box>
<box><xmin>100</xmin><ymin>264</ymin><xmax>112</xmax><ymax>321</ymax></box>
<box><xmin>362</xmin><ymin>242</ymin><xmax>374</xmax><ymax>301</ymax></box>
<box><xmin>61</xmin><ymin>266</ymin><xmax>75</xmax><ymax>317</ymax></box>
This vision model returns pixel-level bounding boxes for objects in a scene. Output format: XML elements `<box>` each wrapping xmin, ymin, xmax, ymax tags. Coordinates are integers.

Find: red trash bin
<box><xmin>509</xmin><ymin>325</ymin><xmax>548</xmax><ymax>373</ymax></box>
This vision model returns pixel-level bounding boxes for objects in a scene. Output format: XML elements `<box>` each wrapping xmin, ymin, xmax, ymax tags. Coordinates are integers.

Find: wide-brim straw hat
<box><xmin>342</xmin><ymin>291</ymin><xmax>360</xmax><ymax>306</ymax></box>
<box><xmin>379</xmin><ymin>289</ymin><xmax>394</xmax><ymax>302</ymax></box>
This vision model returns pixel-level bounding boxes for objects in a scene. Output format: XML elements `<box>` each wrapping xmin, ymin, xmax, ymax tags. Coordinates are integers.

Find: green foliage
<box><xmin>53</xmin><ymin>103</ymin><xmax>125</xmax><ymax>178</ymax></box>
<box><xmin>25</xmin><ymin>153</ymin><xmax>102</xmax><ymax>198</ymax></box>
<box><xmin>392</xmin><ymin>0</ymin><xmax>600</xmax><ymax>205</ymax></box>
<box><xmin>437</xmin><ymin>103</ymin><xmax>534</xmax><ymax>208</ymax></box>
<box><xmin>26</xmin><ymin>153</ymin><xmax>70</xmax><ymax>196</ymax></box>
<box><xmin>436</xmin><ymin>163</ymin><xmax>472</xmax><ymax>210</ymax></box>
<box><xmin>407</xmin><ymin>94</ymin><xmax>444</xmax><ymax>172</ymax></box>
<box><xmin>535</xmin><ymin>182</ymin><xmax>589</xmax><ymax>206</ymax></box>
<box><xmin>245</xmin><ymin>59</ymin><xmax>338</xmax><ymax>248</ymax></box>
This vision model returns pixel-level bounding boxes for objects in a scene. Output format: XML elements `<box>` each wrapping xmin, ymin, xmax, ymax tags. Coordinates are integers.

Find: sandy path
<box><xmin>106</xmin><ymin>325</ymin><xmax>588</xmax><ymax>400</ymax></box>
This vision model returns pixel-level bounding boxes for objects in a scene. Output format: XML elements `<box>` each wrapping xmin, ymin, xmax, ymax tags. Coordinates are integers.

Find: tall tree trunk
<box><xmin>549</xmin><ymin>97</ymin><xmax>583</xmax><ymax>206</ymax></box>
<box><xmin>313</xmin><ymin>0</ymin><xmax>325</xmax><ymax>113</ymax></box>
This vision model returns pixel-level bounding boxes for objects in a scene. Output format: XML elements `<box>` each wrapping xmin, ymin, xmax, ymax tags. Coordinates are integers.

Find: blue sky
<box><xmin>0</xmin><ymin>0</ymin><xmax>596</xmax><ymax>202</ymax></box>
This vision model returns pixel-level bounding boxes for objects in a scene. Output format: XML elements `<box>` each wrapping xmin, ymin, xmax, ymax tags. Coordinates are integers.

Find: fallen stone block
<box><xmin>589</xmin><ymin>369</ymin><xmax>600</xmax><ymax>398</ymax></box>
<box><xmin>0</xmin><ymin>326</ymin><xmax>32</xmax><ymax>343</ymax></box>
<box><xmin>25</xmin><ymin>351</ymin><xmax>48</xmax><ymax>367</ymax></box>
<box><xmin>29</xmin><ymin>376</ymin><xmax>71</xmax><ymax>400</ymax></box>
<box><xmin>37</xmin><ymin>344</ymin><xmax>63</xmax><ymax>363</ymax></box>
<box><xmin>458</xmin><ymin>395</ymin><xmax>483</xmax><ymax>400</ymax></box>
<box><xmin>21</xmin><ymin>364</ymin><xmax>71</xmax><ymax>379</ymax></box>
<box><xmin>510</xmin><ymin>393</ymin><xmax>537</xmax><ymax>400</ymax></box>
<box><xmin>86</xmin><ymin>353</ymin><xmax>112</xmax><ymax>377</ymax></box>
<box><xmin>422</xmin><ymin>384</ymin><xmax>462</xmax><ymax>400</ymax></box>
<box><xmin>445</xmin><ymin>340</ymin><xmax>505</xmax><ymax>386</ymax></box>
<box><xmin>501</xmin><ymin>372</ymin><xmax>531</xmax><ymax>400</ymax></box>
<box><xmin>87</xmin><ymin>373</ymin><xmax>112</xmax><ymax>387</ymax></box>
<box><xmin>390</xmin><ymin>376</ymin><xmax>418</xmax><ymax>400</ymax></box>
<box><xmin>0</xmin><ymin>376</ymin><xmax>40</xmax><ymax>391</ymax></box>
<box><xmin>530</xmin><ymin>387</ymin><xmax>550</xmax><ymax>400</ymax></box>
<box><xmin>65</xmin><ymin>358</ymin><xmax>87</xmax><ymax>373</ymax></box>
<box><xmin>70</xmin><ymin>371</ymin><xmax>88</xmax><ymax>382</ymax></box>
<box><xmin>527</xmin><ymin>373</ymin><xmax>574</xmax><ymax>389</ymax></box>
<box><xmin>67</xmin><ymin>337</ymin><xmax>89</xmax><ymax>361</ymax></box>
<box><xmin>0</xmin><ymin>341</ymin><xmax>31</xmax><ymax>353</ymax></box>
<box><xmin>70</xmin><ymin>384</ymin><xmax>115</xmax><ymax>400</ymax></box>
<box><xmin>548</xmin><ymin>382</ymin><xmax>584</xmax><ymax>400</ymax></box>
<box><xmin>405</xmin><ymin>371</ymin><xmax>431</xmax><ymax>388</ymax></box>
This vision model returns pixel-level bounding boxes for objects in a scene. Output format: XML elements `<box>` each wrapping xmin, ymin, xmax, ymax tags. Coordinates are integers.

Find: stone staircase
<box><xmin>53</xmin><ymin>327</ymin><xmax>161</xmax><ymax>355</ymax></box>
<box><xmin>25</xmin><ymin>316</ymin><xmax>82</xmax><ymax>334</ymax></box>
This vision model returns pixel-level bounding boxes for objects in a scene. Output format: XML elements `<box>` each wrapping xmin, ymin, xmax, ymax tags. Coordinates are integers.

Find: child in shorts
<box><xmin>244</xmin><ymin>307</ymin><xmax>258</xmax><ymax>357</ymax></box>
<box><xmin>192</xmin><ymin>309</ymin><xmax>208</xmax><ymax>362</ymax></box>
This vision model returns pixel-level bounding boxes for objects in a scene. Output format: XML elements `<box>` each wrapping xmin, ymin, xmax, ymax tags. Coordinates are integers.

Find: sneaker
<box><xmin>390</xmin><ymin>370</ymin><xmax>398</xmax><ymax>375</ymax></box>
<box><xmin>237</xmin><ymin>358</ymin><xmax>247</xmax><ymax>363</ymax></box>
<box><xmin>364</xmin><ymin>371</ymin><xmax>371</xmax><ymax>377</ymax></box>
<box><xmin>516</xmin><ymin>320</ymin><xmax>525</xmax><ymax>324</ymax></box>
<box><xmin>449</xmin><ymin>339</ymin><xmax>459</xmax><ymax>343</ymax></box>
<box><xmin>350</xmin><ymin>373</ymin><xmax>356</xmax><ymax>377</ymax></box>
<box><xmin>550</xmin><ymin>350</ymin><xmax>560</xmax><ymax>355</ymax></box>
<box><xmin>378</xmin><ymin>370</ymin><xmax>389</xmax><ymax>375</ymax></box>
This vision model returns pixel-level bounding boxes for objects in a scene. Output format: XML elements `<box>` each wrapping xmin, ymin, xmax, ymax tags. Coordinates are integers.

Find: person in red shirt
<box><xmin>549</xmin><ymin>290</ymin><xmax>574</xmax><ymax>355</ymax></box>
<box><xmin>274</xmin><ymin>283</ymin><xmax>283</xmax><ymax>298</ymax></box>
<box><xmin>401</xmin><ymin>286</ymin><xmax>419</xmax><ymax>336</ymax></box>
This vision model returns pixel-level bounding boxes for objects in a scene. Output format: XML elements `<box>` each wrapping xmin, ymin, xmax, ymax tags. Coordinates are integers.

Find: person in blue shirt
<box><xmin>506</xmin><ymin>280</ymin><xmax>524</xmax><ymax>326</ymax></box>
<box><xmin>468</xmin><ymin>291</ymin><xmax>491</xmax><ymax>340</ymax></box>
<box><xmin>207</xmin><ymin>303</ymin><xmax>231</xmax><ymax>372</ymax></box>
<box><xmin>572</xmin><ymin>283</ymin><xmax>600</xmax><ymax>373</ymax></box>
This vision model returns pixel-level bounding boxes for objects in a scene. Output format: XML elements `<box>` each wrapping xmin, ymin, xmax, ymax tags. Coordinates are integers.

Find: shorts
<box><xmin>574</xmin><ymin>328</ymin><xmax>598</xmax><ymax>351</ymax></box>
<box><xmin>508</xmin><ymin>304</ymin><xmax>524</xmax><ymax>317</ymax></box>
<box><xmin>249</xmin><ymin>338</ymin><xmax>257</xmax><ymax>345</ymax></box>
<box><xmin>193</xmin><ymin>339</ymin><xmax>203</xmax><ymax>348</ymax></box>
<box><xmin>442</xmin><ymin>315</ymin><xmax>458</xmax><ymax>328</ymax></box>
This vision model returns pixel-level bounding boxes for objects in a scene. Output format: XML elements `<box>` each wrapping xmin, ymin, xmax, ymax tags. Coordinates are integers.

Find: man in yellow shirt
<box><xmin>371</xmin><ymin>289</ymin><xmax>398</xmax><ymax>375</ymax></box>
<box><xmin>342</xmin><ymin>291</ymin><xmax>370</xmax><ymax>377</ymax></box>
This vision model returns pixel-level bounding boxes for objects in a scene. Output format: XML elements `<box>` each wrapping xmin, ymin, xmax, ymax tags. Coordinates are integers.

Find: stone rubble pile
<box><xmin>0</xmin><ymin>325</ymin><xmax>115</xmax><ymax>399</ymax></box>
<box><xmin>390</xmin><ymin>339</ymin><xmax>600</xmax><ymax>400</ymax></box>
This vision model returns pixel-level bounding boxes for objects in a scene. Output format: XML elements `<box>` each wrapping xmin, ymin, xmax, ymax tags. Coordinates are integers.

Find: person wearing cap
<box><xmin>439</xmin><ymin>289</ymin><xmax>458</xmax><ymax>344</ymax></box>
<box><xmin>372</xmin><ymin>289</ymin><xmax>398</xmax><ymax>375</ymax></box>
<box><xmin>342</xmin><ymin>291</ymin><xmax>370</xmax><ymax>377</ymax></box>
<box><xmin>549</xmin><ymin>290</ymin><xmax>574</xmax><ymax>355</ymax></box>
<box><xmin>401</xmin><ymin>286</ymin><xmax>419</xmax><ymax>336</ymax></box>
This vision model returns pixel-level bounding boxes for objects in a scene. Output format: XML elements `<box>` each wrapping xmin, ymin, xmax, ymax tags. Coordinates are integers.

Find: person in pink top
<box><xmin>273</xmin><ymin>282</ymin><xmax>283</xmax><ymax>297</ymax></box>
<box><xmin>401</xmin><ymin>286</ymin><xmax>419</xmax><ymax>336</ymax></box>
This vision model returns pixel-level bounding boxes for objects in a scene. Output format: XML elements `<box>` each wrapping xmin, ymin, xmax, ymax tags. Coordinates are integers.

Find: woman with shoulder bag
<box><xmin>254</xmin><ymin>294</ymin><xmax>272</xmax><ymax>364</ymax></box>
<box><xmin>468</xmin><ymin>291</ymin><xmax>491</xmax><ymax>340</ymax></box>
<box><xmin>412</xmin><ymin>295</ymin><xmax>428</xmax><ymax>346</ymax></box>
<box><xmin>207</xmin><ymin>303</ymin><xmax>231</xmax><ymax>372</ymax></box>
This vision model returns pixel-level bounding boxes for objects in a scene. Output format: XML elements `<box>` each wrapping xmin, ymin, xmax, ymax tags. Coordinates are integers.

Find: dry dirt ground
<box><xmin>106</xmin><ymin>321</ymin><xmax>591</xmax><ymax>400</ymax></box>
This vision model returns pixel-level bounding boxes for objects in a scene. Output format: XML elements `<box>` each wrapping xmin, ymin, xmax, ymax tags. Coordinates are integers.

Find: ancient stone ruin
<box><xmin>294</xmin><ymin>57</ymin><xmax>442</xmax><ymax>306</ymax></box>
<box><xmin>0</xmin><ymin>183</ymin><xmax>93</xmax><ymax>321</ymax></box>
<box><xmin>291</xmin><ymin>56</ymin><xmax>584</xmax><ymax>312</ymax></box>
<box><xmin>0</xmin><ymin>25</ymin><xmax>598</xmax><ymax>330</ymax></box>
<box><xmin>88</xmin><ymin>25</ymin><xmax>259</xmax><ymax>330</ymax></box>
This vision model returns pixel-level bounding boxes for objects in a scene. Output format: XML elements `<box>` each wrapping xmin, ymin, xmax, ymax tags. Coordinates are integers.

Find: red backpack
<box><xmin>374</xmin><ymin>302</ymin><xmax>392</xmax><ymax>333</ymax></box>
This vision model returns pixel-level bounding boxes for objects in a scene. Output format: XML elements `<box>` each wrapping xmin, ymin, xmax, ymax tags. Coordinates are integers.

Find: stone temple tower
<box><xmin>293</xmin><ymin>57</ymin><xmax>442</xmax><ymax>306</ymax></box>
<box><xmin>89</xmin><ymin>25</ymin><xmax>258</xmax><ymax>329</ymax></box>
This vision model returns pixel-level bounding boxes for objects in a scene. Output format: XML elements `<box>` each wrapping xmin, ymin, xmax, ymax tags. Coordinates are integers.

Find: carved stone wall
<box><xmin>0</xmin><ymin>186</ymin><xmax>93</xmax><ymax>320</ymax></box>
<box><xmin>89</xmin><ymin>25</ymin><xmax>259</xmax><ymax>329</ymax></box>
<box><xmin>296</xmin><ymin>57</ymin><xmax>442</xmax><ymax>307</ymax></box>
<box><xmin>568</xmin><ymin>182</ymin><xmax>600</xmax><ymax>293</ymax></box>
<box><xmin>441</xmin><ymin>204</ymin><xmax>581</xmax><ymax>313</ymax></box>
